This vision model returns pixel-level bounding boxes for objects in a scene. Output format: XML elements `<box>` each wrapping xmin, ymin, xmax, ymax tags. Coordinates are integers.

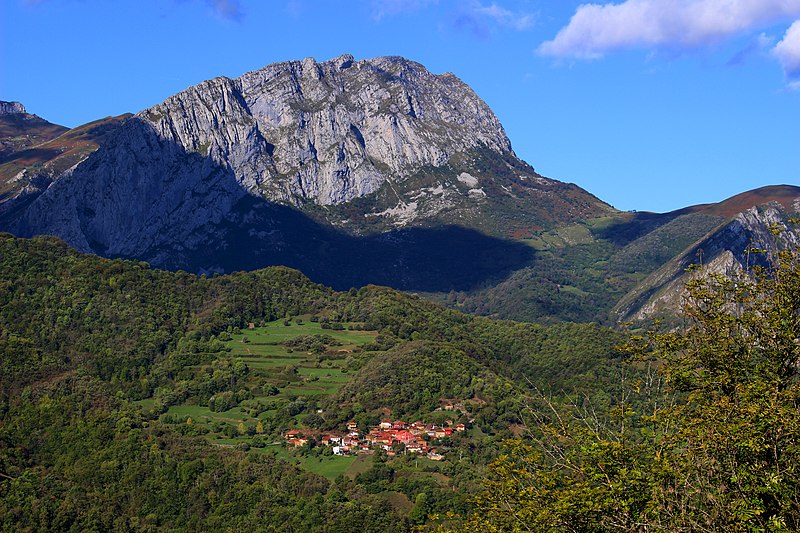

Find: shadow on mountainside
<box><xmin>5</xmin><ymin>116</ymin><xmax>535</xmax><ymax>292</ymax></box>
<box><xmin>591</xmin><ymin>211</ymin><xmax>677</xmax><ymax>247</ymax></box>
<box><xmin>172</xmin><ymin>195</ymin><xmax>535</xmax><ymax>292</ymax></box>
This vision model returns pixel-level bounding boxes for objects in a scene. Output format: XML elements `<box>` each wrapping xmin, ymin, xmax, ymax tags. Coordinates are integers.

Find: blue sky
<box><xmin>2</xmin><ymin>0</ymin><xmax>799</xmax><ymax>213</ymax></box>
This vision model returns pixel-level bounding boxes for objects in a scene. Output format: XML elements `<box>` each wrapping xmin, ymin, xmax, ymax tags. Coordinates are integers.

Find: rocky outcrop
<box><xmin>614</xmin><ymin>201</ymin><xmax>800</xmax><ymax>323</ymax></box>
<box><xmin>134</xmin><ymin>54</ymin><xmax>512</xmax><ymax>206</ymax></box>
<box><xmin>0</xmin><ymin>101</ymin><xmax>26</xmax><ymax>115</ymax></box>
<box><xmin>4</xmin><ymin>55</ymin><xmax>539</xmax><ymax>265</ymax></box>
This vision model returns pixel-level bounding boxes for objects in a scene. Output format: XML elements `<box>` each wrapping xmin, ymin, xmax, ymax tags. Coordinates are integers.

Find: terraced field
<box><xmin>162</xmin><ymin>318</ymin><xmax>378</xmax><ymax>449</ymax></box>
<box><xmin>231</xmin><ymin>320</ymin><xmax>375</xmax><ymax>397</ymax></box>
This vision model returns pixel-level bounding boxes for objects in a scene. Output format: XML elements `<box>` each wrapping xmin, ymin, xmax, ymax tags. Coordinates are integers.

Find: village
<box><xmin>284</xmin><ymin>403</ymin><xmax>469</xmax><ymax>461</ymax></box>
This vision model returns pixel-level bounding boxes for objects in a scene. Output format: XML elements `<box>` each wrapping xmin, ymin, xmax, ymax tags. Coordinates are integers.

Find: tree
<box><xmin>410</xmin><ymin>492</ymin><xmax>430</xmax><ymax>525</ymax></box>
<box><xmin>463</xmin><ymin>242</ymin><xmax>800</xmax><ymax>532</ymax></box>
<box><xmin>637</xmin><ymin>243</ymin><xmax>800</xmax><ymax>531</ymax></box>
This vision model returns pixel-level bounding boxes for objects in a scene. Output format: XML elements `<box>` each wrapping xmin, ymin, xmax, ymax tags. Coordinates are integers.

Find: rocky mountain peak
<box><xmin>0</xmin><ymin>101</ymin><xmax>26</xmax><ymax>115</ymax></box>
<box><xmin>4</xmin><ymin>54</ymin><xmax>607</xmax><ymax>283</ymax></box>
<box><xmin>127</xmin><ymin>54</ymin><xmax>513</xmax><ymax>206</ymax></box>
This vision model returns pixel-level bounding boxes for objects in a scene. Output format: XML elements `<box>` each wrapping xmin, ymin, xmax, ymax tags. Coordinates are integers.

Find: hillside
<box><xmin>0</xmin><ymin>233</ymin><xmax>625</xmax><ymax>530</ymax></box>
<box><xmin>433</xmin><ymin>185</ymin><xmax>800</xmax><ymax>324</ymax></box>
<box><xmin>0</xmin><ymin>111</ymin><xmax>130</xmax><ymax>221</ymax></box>
<box><xmin>613</xmin><ymin>193</ymin><xmax>800</xmax><ymax>323</ymax></box>
<box><xmin>0</xmin><ymin>101</ymin><xmax>68</xmax><ymax>162</ymax></box>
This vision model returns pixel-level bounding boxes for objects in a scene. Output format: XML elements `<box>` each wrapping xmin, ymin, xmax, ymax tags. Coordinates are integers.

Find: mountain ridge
<box><xmin>0</xmin><ymin>57</ymin><xmax>796</xmax><ymax>325</ymax></box>
<box><xmin>1</xmin><ymin>55</ymin><xmax>609</xmax><ymax>290</ymax></box>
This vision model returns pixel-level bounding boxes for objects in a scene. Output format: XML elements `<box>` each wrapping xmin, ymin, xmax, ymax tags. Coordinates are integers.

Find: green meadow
<box><xmin>162</xmin><ymin>318</ymin><xmax>379</xmax><ymax>469</ymax></box>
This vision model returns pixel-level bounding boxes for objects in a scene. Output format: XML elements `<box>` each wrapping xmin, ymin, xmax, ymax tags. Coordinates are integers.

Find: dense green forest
<box><xmin>3</xmin><ymin>232</ymin><xmax>797</xmax><ymax>531</ymax></box>
<box><xmin>0</xmin><ymin>233</ymin><xmax>623</xmax><ymax>531</ymax></box>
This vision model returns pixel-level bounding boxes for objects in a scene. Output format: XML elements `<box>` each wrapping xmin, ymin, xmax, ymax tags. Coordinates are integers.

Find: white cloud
<box><xmin>773</xmin><ymin>19</ymin><xmax>800</xmax><ymax>84</ymax></box>
<box><xmin>471</xmin><ymin>2</ymin><xmax>534</xmax><ymax>31</ymax></box>
<box><xmin>539</xmin><ymin>0</ymin><xmax>800</xmax><ymax>58</ymax></box>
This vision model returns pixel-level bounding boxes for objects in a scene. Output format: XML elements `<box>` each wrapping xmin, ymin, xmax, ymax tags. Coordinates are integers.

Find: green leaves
<box><xmin>466</xmin><ymin>244</ymin><xmax>800</xmax><ymax>531</ymax></box>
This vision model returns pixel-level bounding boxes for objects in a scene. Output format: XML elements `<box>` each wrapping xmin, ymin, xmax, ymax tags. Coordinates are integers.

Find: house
<box><xmin>394</xmin><ymin>430</ymin><xmax>416</xmax><ymax>444</ymax></box>
<box><xmin>379</xmin><ymin>420</ymin><xmax>393</xmax><ymax>429</ymax></box>
<box><xmin>371</xmin><ymin>432</ymin><xmax>393</xmax><ymax>446</ymax></box>
<box><xmin>409</xmin><ymin>422</ymin><xmax>426</xmax><ymax>436</ymax></box>
<box><xmin>392</xmin><ymin>420</ymin><xmax>407</xmax><ymax>430</ymax></box>
<box><xmin>287</xmin><ymin>437</ymin><xmax>308</xmax><ymax>448</ymax></box>
<box><xmin>333</xmin><ymin>445</ymin><xmax>349</xmax><ymax>456</ymax></box>
<box><xmin>247</xmin><ymin>322</ymin><xmax>255</xmax><ymax>330</ymax></box>
<box><xmin>284</xmin><ymin>429</ymin><xmax>302</xmax><ymax>439</ymax></box>
<box><xmin>427</xmin><ymin>450</ymin><xmax>444</xmax><ymax>461</ymax></box>
<box><xmin>346</xmin><ymin>421</ymin><xmax>358</xmax><ymax>431</ymax></box>
<box><xmin>407</xmin><ymin>443</ymin><xmax>426</xmax><ymax>454</ymax></box>
<box><xmin>321</xmin><ymin>435</ymin><xmax>342</xmax><ymax>446</ymax></box>
<box><xmin>455</xmin><ymin>423</ymin><xmax>466</xmax><ymax>432</ymax></box>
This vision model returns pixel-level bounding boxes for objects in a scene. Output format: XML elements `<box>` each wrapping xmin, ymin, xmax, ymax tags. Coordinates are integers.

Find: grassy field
<box><xmin>168</xmin><ymin>404</ymin><xmax>249</xmax><ymax>423</ymax></box>
<box><xmin>345</xmin><ymin>454</ymin><xmax>372</xmax><ymax>479</ymax></box>
<box><xmin>258</xmin><ymin>445</ymin><xmax>360</xmax><ymax>480</ymax></box>
<box><xmin>223</xmin><ymin>319</ymin><xmax>376</xmax><ymax>402</ymax></box>
<box><xmin>161</xmin><ymin>319</ymin><xmax>379</xmax><ymax>479</ymax></box>
<box><xmin>237</xmin><ymin>319</ymin><xmax>376</xmax><ymax>345</ymax></box>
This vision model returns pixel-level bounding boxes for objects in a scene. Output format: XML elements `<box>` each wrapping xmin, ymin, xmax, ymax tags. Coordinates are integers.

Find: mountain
<box><xmin>1</xmin><ymin>58</ymin><xmax>796</xmax><ymax>325</ymax></box>
<box><xmin>0</xmin><ymin>55</ymin><xmax>610</xmax><ymax>294</ymax></box>
<box><xmin>0</xmin><ymin>101</ymin><xmax>129</xmax><ymax>221</ymax></box>
<box><xmin>613</xmin><ymin>185</ymin><xmax>800</xmax><ymax>323</ymax></box>
<box><xmin>431</xmin><ymin>184</ymin><xmax>800</xmax><ymax>324</ymax></box>
<box><xmin>0</xmin><ymin>101</ymin><xmax>69</xmax><ymax>162</ymax></box>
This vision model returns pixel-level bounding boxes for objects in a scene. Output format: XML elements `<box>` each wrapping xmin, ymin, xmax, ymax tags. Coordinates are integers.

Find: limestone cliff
<box><xmin>6</xmin><ymin>55</ymin><xmax>607</xmax><ymax>272</ymax></box>
<box><xmin>0</xmin><ymin>102</ymin><xmax>27</xmax><ymax>115</ymax></box>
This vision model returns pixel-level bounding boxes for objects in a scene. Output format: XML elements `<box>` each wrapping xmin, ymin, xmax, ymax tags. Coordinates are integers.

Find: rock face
<box><xmin>9</xmin><ymin>56</ymin><xmax>512</xmax><ymax>248</ymax></box>
<box><xmin>6</xmin><ymin>54</ymin><xmax>604</xmax><ymax>280</ymax></box>
<box><xmin>0</xmin><ymin>101</ymin><xmax>26</xmax><ymax>115</ymax></box>
<box><xmin>614</xmin><ymin>199</ymin><xmax>800</xmax><ymax>323</ymax></box>
<box><xmin>231</xmin><ymin>54</ymin><xmax>512</xmax><ymax>205</ymax></box>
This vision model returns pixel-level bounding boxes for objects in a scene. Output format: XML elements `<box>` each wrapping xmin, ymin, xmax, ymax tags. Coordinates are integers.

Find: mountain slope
<box><xmin>2</xmin><ymin>55</ymin><xmax>610</xmax><ymax>293</ymax></box>
<box><xmin>0</xmin><ymin>101</ymin><xmax>68</xmax><ymax>162</ymax></box>
<box><xmin>430</xmin><ymin>185</ymin><xmax>800</xmax><ymax>324</ymax></box>
<box><xmin>0</xmin><ymin>102</ymin><xmax>129</xmax><ymax>221</ymax></box>
<box><xmin>613</xmin><ymin>185</ymin><xmax>800</xmax><ymax>323</ymax></box>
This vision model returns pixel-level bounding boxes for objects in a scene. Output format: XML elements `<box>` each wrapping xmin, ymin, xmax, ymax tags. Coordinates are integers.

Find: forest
<box><xmin>1</xmin><ymin>231</ymin><xmax>799</xmax><ymax>531</ymax></box>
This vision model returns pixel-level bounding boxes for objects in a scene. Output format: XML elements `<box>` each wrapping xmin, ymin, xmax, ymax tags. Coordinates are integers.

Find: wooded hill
<box><xmin>0</xmin><ymin>233</ymin><xmax>624</xmax><ymax>531</ymax></box>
